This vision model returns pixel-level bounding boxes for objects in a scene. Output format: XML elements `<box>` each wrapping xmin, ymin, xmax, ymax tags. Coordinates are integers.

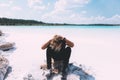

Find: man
<box><xmin>41</xmin><ymin>35</ymin><xmax>74</xmax><ymax>79</ymax></box>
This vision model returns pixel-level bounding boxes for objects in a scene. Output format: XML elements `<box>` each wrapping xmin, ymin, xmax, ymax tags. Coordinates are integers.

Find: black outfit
<box><xmin>46</xmin><ymin>39</ymin><xmax>71</xmax><ymax>74</ymax></box>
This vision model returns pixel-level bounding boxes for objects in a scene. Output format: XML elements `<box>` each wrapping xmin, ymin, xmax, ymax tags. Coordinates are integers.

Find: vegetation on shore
<box><xmin>0</xmin><ymin>17</ymin><xmax>120</xmax><ymax>26</ymax></box>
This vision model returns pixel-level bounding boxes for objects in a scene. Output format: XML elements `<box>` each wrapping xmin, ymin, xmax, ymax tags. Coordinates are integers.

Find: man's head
<box><xmin>50</xmin><ymin>35</ymin><xmax>63</xmax><ymax>51</ymax></box>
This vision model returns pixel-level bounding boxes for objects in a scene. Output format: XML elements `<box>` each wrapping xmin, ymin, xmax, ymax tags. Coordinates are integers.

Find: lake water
<box><xmin>0</xmin><ymin>26</ymin><xmax>120</xmax><ymax>80</ymax></box>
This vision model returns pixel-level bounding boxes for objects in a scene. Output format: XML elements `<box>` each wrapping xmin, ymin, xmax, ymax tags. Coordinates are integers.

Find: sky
<box><xmin>0</xmin><ymin>0</ymin><xmax>120</xmax><ymax>24</ymax></box>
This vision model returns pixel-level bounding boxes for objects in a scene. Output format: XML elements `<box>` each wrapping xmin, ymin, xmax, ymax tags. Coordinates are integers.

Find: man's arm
<box><xmin>41</xmin><ymin>40</ymin><xmax>51</xmax><ymax>50</ymax></box>
<box><xmin>64</xmin><ymin>38</ymin><xmax>74</xmax><ymax>47</ymax></box>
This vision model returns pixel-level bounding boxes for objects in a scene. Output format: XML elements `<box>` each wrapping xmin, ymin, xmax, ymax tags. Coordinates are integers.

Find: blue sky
<box><xmin>0</xmin><ymin>0</ymin><xmax>120</xmax><ymax>24</ymax></box>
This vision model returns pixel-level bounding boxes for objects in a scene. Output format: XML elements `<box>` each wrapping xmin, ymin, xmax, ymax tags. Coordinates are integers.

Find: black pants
<box><xmin>46</xmin><ymin>47</ymin><xmax>71</xmax><ymax>73</ymax></box>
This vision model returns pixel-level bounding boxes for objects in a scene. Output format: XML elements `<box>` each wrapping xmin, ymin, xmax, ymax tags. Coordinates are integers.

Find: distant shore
<box><xmin>0</xmin><ymin>17</ymin><xmax>120</xmax><ymax>26</ymax></box>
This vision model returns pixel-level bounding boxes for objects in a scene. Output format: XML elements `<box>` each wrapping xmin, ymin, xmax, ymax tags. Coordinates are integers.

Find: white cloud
<box><xmin>0</xmin><ymin>3</ymin><xmax>9</xmax><ymax>7</ymax></box>
<box><xmin>0</xmin><ymin>11</ymin><xmax>13</xmax><ymax>18</ymax></box>
<box><xmin>27</xmin><ymin>0</ymin><xmax>46</xmax><ymax>10</ymax></box>
<box><xmin>41</xmin><ymin>0</ymin><xmax>91</xmax><ymax>23</ymax></box>
<box><xmin>28</xmin><ymin>0</ymin><xmax>42</xmax><ymax>7</ymax></box>
<box><xmin>0</xmin><ymin>0</ymin><xmax>13</xmax><ymax>18</ymax></box>
<box><xmin>0</xmin><ymin>0</ymin><xmax>13</xmax><ymax>7</ymax></box>
<box><xmin>81</xmin><ymin>11</ymin><xmax>87</xmax><ymax>14</ymax></box>
<box><xmin>32</xmin><ymin>5</ymin><xmax>46</xmax><ymax>10</ymax></box>
<box><xmin>54</xmin><ymin>0</ymin><xmax>90</xmax><ymax>11</ymax></box>
<box><xmin>67</xmin><ymin>14</ymin><xmax>120</xmax><ymax>24</ymax></box>
<box><xmin>105</xmin><ymin>15</ymin><xmax>120</xmax><ymax>24</ymax></box>
<box><xmin>41</xmin><ymin>0</ymin><xmax>120</xmax><ymax>24</ymax></box>
<box><xmin>78</xmin><ymin>15</ymin><xmax>120</xmax><ymax>24</ymax></box>
<box><xmin>41</xmin><ymin>12</ymin><xmax>120</xmax><ymax>24</ymax></box>
<box><xmin>41</xmin><ymin>12</ymin><xmax>83</xmax><ymax>23</ymax></box>
<box><xmin>11</xmin><ymin>6</ymin><xmax>22</xmax><ymax>11</ymax></box>
<box><xmin>54</xmin><ymin>0</ymin><xmax>67</xmax><ymax>11</ymax></box>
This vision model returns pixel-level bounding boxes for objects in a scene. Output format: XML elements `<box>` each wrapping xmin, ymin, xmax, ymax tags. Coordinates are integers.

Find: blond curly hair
<box><xmin>50</xmin><ymin>35</ymin><xmax>63</xmax><ymax>52</ymax></box>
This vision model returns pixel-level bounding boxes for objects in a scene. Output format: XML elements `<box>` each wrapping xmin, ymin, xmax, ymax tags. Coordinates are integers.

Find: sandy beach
<box><xmin>1</xmin><ymin>26</ymin><xmax>120</xmax><ymax>80</ymax></box>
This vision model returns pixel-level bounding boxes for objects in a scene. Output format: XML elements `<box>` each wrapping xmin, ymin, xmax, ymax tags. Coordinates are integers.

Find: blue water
<box><xmin>0</xmin><ymin>25</ymin><xmax>120</xmax><ymax>29</ymax></box>
<box><xmin>1</xmin><ymin>26</ymin><xmax>120</xmax><ymax>36</ymax></box>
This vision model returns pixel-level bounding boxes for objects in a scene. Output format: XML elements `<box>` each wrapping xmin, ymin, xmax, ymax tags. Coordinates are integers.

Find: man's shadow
<box><xmin>47</xmin><ymin>63</ymin><xmax>95</xmax><ymax>80</ymax></box>
<box><xmin>66</xmin><ymin>63</ymin><xmax>95</xmax><ymax>80</ymax></box>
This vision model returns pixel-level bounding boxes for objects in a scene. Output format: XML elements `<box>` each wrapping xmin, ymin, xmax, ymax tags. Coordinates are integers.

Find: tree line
<box><xmin>0</xmin><ymin>18</ymin><xmax>45</xmax><ymax>25</ymax></box>
<box><xmin>0</xmin><ymin>17</ymin><xmax>120</xmax><ymax>26</ymax></box>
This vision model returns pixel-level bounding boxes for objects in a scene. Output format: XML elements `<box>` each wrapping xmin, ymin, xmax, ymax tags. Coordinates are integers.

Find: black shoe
<box><xmin>61</xmin><ymin>72</ymin><xmax>67</xmax><ymax>80</ymax></box>
<box><xmin>46</xmin><ymin>70</ymin><xmax>55</xmax><ymax>79</ymax></box>
<box><xmin>46</xmin><ymin>73</ymin><xmax>55</xmax><ymax>79</ymax></box>
<box><xmin>61</xmin><ymin>76</ymin><xmax>67</xmax><ymax>80</ymax></box>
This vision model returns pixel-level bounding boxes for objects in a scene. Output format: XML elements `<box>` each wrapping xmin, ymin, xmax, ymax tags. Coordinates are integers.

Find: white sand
<box><xmin>1</xmin><ymin>26</ymin><xmax>120</xmax><ymax>80</ymax></box>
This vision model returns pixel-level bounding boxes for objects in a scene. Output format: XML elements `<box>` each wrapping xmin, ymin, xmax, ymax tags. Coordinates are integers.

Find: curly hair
<box><xmin>50</xmin><ymin>35</ymin><xmax>63</xmax><ymax>52</ymax></box>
